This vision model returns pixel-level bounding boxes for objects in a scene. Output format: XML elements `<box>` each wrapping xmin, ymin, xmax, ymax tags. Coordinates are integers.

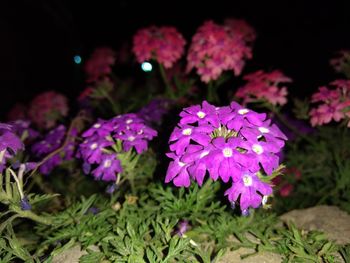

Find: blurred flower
<box><xmin>137</xmin><ymin>98</ymin><xmax>173</xmax><ymax>127</ymax></box>
<box><xmin>28</xmin><ymin>91</ymin><xmax>69</xmax><ymax>130</ymax></box>
<box><xmin>272</xmin><ymin>167</ymin><xmax>301</xmax><ymax>197</ymax></box>
<box><xmin>309</xmin><ymin>80</ymin><xmax>350</xmax><ymax>127</ymax></box>
<box><xmin>330</xmin><ymin>50</ymin><xmax>350</xmax><ymax>75</ymax></box>
<box><xmin>165</xmin><ymin>100</ymin><xmax>287</xmax><ymax>214</ymax></box>
<box><xmin>31</xmin><ymin>125</ymin><xmax>77</xmax><ymax>174</ymax></box>
<box><xmin>186</xmin><ymin>20</ymin><xmax>254</xmax><ymax>83</ymax></box>
<box><xmin>84</xmin><ymin>47</ymin><xmax>116</xmax><ymax>83</ymax></box>
<box><xmin>133</xmin><ymin>26</ymin><xmax>186</xmax><ymax>68</ymax></box>
<box><xmin>235</xmin><ymin>70</ymin><xmax>292</xmax><ymax>106</ymax></box>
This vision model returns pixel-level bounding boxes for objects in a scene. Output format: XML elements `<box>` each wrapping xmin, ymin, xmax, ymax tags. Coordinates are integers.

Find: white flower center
<box><xmin>126</xmin><ymin>119</ymin><xmax>133</xmax><ymax>124</ymax></box>
<box><xmin>238</xmin><ymin>108</ymin><xmax>249</xmax><ymax>115</ymax></box>
<box><xmin>243</xmin><ymin>175</ymin><xmax>253</xmax><ymax>187</ymax></box>
<box><xmin>138</xmin><ymin>129</ymin><xmax>144</xmax><ymax>135</ymax></box>
<box><xmin>182</xmin><ymin>128</ymin><xmax>192</xmax><ymax>136</ymax></box>
<box><xmin>262</xmin><ymin>195</ymin><xmax>268</xmax><ymax>205</ymax></box>
<box><xmin>128</xmin><ymin>136</ymin><xmax>135</xmax><ymax>141</ymax></box>
<box><xmin>93</xmin><ymin>123</ymin><xmax>101</xmax><ymax>129</ymax></box>
<box><xmin>197</xmin><ymin>111</ymin><xmax>206</xmax><ymax>118</ymax></box>
<box><xmin>222</xmin><ymin>148</ymin><xmax>233</xmax><ymax>157</ymax></box>
<box><xmin>104</xmin><ymin>159</ymin><xmax>112</xmax><ymax>168</ymax></box>
<box><xmin>258</xmin><ymin>127</ymin><xmax>269</xmax><ymax>133</ymax></box>
<box><xmin>90</xmin><ymin>143</ymin><xmax>98</xmax><ymax>150</ymax></box>
<box><xmin>252</xmin><ymin>144</ymin><xmax>264</xmax><ymax>154</ymax></box>
<box><xmin>200</xmin><ymin>151</ymin><xmax>209</xmax><ymax>158</ymax></box>
<box><xmin>178</xmin><ymin>161</ymin><xmax>185</xmax><ymax>167</ymax></box>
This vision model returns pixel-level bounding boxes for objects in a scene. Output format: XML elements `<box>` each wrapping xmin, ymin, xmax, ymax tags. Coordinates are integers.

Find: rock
<box><xmin>280</xmin><ymin>205</ymin><xmax>350</xmax><ymax>245</ymax></box>
<box><xmin>51</xmin><ymin>244</ymin><xmax>87</xmax><ymax>263</ymax></box>
<box><xmin>52</xmin><ymin>244</ymin><xmax>99</xmax><ymax>263</ymax></box>
<box><xmin>218</xmin><ymin>247</ymin><xmax>282</xmax><ymax>263</ymax></box>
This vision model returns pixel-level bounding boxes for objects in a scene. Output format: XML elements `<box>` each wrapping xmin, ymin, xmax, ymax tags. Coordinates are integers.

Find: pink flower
<box><xmin>132</xmin><ymin>26</ymin><xmax>186</xmax><ymax>68</ymax></box>
<box><xmin>235</xmin><ymin>70</ymin><xmax>292</xmax><ymax>106</ymax></box>
<box><xmin>186</xmin><ymin>20</ymin><xmax>254</xmax><ymax>83</ymax></box>
<box><xmin>28</xmin><ymin>91</ymin><xmax>69</xmax><ymax>130</ymax></box>
<box><xmin>309</xmin><ymin>80</ymin><xmax>350</xmax><ymax>127</ymax></box>
<box><xmin>84</xmin><ymin>47</ymin><xmax>116</xmax><ymax>83</ymax></box>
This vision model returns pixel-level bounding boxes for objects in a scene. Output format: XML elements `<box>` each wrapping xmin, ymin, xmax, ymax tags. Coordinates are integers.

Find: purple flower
<box><xmin>225</xmin><ymin>171</ymin><xmax>272</xmax><ymax>211</ymax></box>
<box><xmin>31</xmin><ymin>125</ymin><xmax>77</xmax><ymax>175</ymax></box>
<box><xmin>180</xmin><ymin>100</ymin><xmax>220</xmax><ymax>127</ymax></box>
<box><xmin>8</xmin><ymin>120</ymin><xmax>39</xmax><ymax>141</ymax></box>
<box><xmin>165</xmin><ymin>101</ymin><xmax>287</xmax><ymax>213</ymax></box>
<box><xmin>78</xmin><ymin>113</ymin><xmax>157</xmax><ymax>182</ymax></box>
<box><xmin>169</xmin><ymin>124</ymin><xmax>213</xmax><ymax>155</ymax></box>
<box><xmin>176</xmin><ymin>220</ymin><xmax>189</xmax><ymax>237</ymax></box>
<box><xmin>0</xmin><ymin>126</ymin><xmax>24</xmax><ymax>172</ymax></box>
<box><xmin>20</xmin><ymin>196</ymin><xmax>32</xmax><ymax>211</ymax></box>
<box><xmin>92</xmin><ymin>154</ymin><xmax>122</xmax><ymax>181</ymax></box>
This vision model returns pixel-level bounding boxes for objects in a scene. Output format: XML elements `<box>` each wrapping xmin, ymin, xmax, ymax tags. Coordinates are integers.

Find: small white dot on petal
<box><xmin>238</xmin><ymin>109</ymin><xmax>249</xmax><ymax>115</ymax></box>
<box><xmin>258</xmin><ymin>127</ymin><xmax>269</xmax><ymax>133</ymax></box>
<box><xmin>252</xmin><ymin>144</ymin><xmax>264</xmax><ymax>154</ymax></box>
<box><xmin>182</xmin><ymin>128</ymin><xmax>192</xmax><ymax>135</ymax></box>
<box><xmin>222</xmin><ymin>148</ymin><xmax>233</xmax><ymax>157</ymax></box>
<box><xmin>93</xmin><ymin>123</ymin><xmax>101</xmax><ymax>128</ymax></box>
<box><xmin>243</xmin><ymin>175</ymin><xmax>253</xmax><ymax>187</ymax></box>
<box><xmin>197</xmin><ymin>111</ymin><xmax>206</xmax><ymax>118</ymax></box>
<box><xmin>90</xmin><ymin>143</ymin><xmax>98</xmax><ymax>150</ymax></box>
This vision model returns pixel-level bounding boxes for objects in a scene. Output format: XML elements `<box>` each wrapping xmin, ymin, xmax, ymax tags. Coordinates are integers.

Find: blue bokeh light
<box><xmin>74</xmin><ymin>55</ymin><xmax>82</xmax><ymax>64</ymax></box>
<box><xmin>141</xmin><ymin>61</ymin><xmax>152</xmax><ymax>72</ymax></box>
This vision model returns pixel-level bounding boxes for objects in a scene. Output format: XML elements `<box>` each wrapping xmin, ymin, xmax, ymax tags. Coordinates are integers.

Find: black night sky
<box><xmin>1</xmin><ymin>0</ymin><xmax>350</xmax><ymax>119</ymax></box>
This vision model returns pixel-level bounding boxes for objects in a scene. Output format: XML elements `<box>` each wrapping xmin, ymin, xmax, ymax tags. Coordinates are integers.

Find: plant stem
<box><xmin>99</xmin><ymin>87</ymin><xmax>120</xmax><ymax>114</ymax></box>
<box><xmin>11</xmin><ymin>206</ymin><xmax>52</xmax><ymax>225</ymax></box>
<box><xmin>207</xmin><ymin>81</ymin><xmax>219</xmax><ymax>103</ymax></box>
<box><xmin>159</xmin><ymin>63</ymin><xmax>174</xmax><ymax>99</ymax></box>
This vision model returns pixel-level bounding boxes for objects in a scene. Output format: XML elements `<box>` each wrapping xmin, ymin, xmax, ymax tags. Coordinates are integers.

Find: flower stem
<box><xmin>159</xmin><ymin>63</ymin><xmax>174</xmax><ymax>99</ymax></box>
<box><xmin>11</xmin><ymin>205</ymin><xmax>52</xmax><ymax>225</ymax></box>
<box><xmin>100</xmin><ymin>87</ymin><xmax>120</xmax><ymax>114</ymax></box>
<box><xmin>207</xmin><ymin>81</ymin><xmax>219</xmax><ymax>103</ymax></box>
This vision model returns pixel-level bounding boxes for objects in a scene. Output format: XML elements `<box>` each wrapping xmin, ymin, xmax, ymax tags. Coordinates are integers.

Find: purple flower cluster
<box><xmin>78</xmin><ymin>113</ymin><xmax>157</xmax><ymax>182</ymax></box>
<box><xmin>165</xmin><ymin>101</ymin><xmax>287</xmax><ymax>214</ymax></box>
<box><xmin>31</xmin><ymin>125</ymin><xmax>76</xmax><ymax>174</ymax></box>
<box><xmin>137</xmin><ymin>98</ymin><xmax>173</xmax><ymax>127</ymax></box>
<box><xmin>0</xmin><ymin>123</ymin><xmax>24</xmax><ymax>172</ymax></box>
<box><xmin>8</xmin><ymin>120</ymin><xmax>39</xmax><ymax>142</ymax></box>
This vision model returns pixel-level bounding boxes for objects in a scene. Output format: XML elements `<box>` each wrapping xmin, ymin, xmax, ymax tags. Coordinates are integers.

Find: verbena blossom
<box><xmin>31</xmin><ymin>125</ymin><xmax>76</xmax><ymax>174</ymax></box>
<box><xmin>165</xmin><ymin>101</ymin><xmax>287</xmax><ymax>214</ymax></box>
<box><xmin>0</xmin><ymin>123</ymin><xmax>24</xmax><ymax>172</ymax></box>
<box><xmin>28</xmin><ymin>91</ymin><xmax>69</xmax><ymax>130</ymax></box>
<box><xmin>235</xmin><ymin>70</ymin><xmax>292</xmax><ymax>106</ymax></box>
<box><xmin>84</xmin><ymin>47</ymin><xmax>116</xmax><ymax>83</ymax></box>
<box><xmin>132</xmin><ymin>26</ymin><xmax>186</xmax><ymax>68</ymax></box>
<box><xmin>78</xmin><ymin>114</ymin><xmax>157</xmax><ymax>182</ymax></box>
<box><xmin>309</xmin><ymin>80</ymin><xmax>350</xmax><ymax>127</ymax></box>
<box><xmin>186</xmin><ymin>20</ymin><xmax>254</xmax><ymax>83</ymax></box>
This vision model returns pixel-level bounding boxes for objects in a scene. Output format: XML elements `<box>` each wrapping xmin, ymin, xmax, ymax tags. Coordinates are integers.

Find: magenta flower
<box><xmin>165</xmin><ymin>101</ymin><xmax>287</xmax><ymax>214</ymax></box>
<box><xmin>186</xmin><ymin>20</ymin><xmax>254</xmax><ymax>83</ymax></box>
<box><xmin>235</xmin><ymin>70</ymin><xmax>292</xmax><ymax>106</ymax></box>
<box><xmin>132</xmin><ymin>26</ymin><xmax>186</xmax><ymax>68</ymax></box>
<box><xmin>225</xmin><ymin>171</ymin><xmax>272</xmax><ymax>211</ymax></box>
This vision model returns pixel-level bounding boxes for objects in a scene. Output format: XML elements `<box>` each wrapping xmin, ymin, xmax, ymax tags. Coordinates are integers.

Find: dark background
<box><xmin>1</xmin><ymin>0</ymin><xmax>350</xmax><ymax>119</ymax></box>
